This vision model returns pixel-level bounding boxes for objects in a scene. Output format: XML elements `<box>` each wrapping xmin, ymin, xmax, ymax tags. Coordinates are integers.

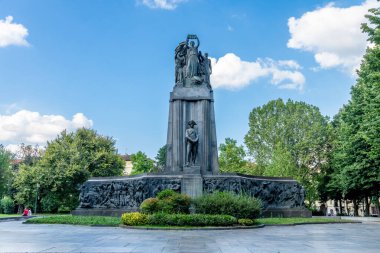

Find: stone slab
<box><xmin>170</xmin><ymin>87</ymin><xmax>213</xmax><ymax>101</ymax></box>
<box><xmin>181</xmin><ymin>175</ymin><xmax>203</xmax><ymax>198</ymax></box>
<box><xmin>183</xmin><ymin>165</ymin><xmax>201</xmax><ymax>175</ymax></box>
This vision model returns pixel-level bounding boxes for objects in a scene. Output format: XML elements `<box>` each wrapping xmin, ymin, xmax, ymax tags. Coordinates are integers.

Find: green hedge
<box><xmin>121</xmin><ymin>212</ymin><xmax>237</xmax><ymax>227</ymax></box>
<box><xmin>193</xmin><ymin>191</ymin><xmax>262</xmax><ymax>219</ymax></box>
<box><xmin>121</xmin><ymin>212</ymin><xmax>148</xmax><ymax>226</ymax></box>
<box><xmin>147</xmin><ymin>213</ymin><xmax>237</xmax><ymax>226</ymax></box>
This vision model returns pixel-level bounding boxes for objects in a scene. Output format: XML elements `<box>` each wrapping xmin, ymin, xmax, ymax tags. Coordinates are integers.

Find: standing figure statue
<box><xmin>204</xmin><ymin>52</ymin><xmax>212</xmax><ymax>85</ymax></box>
<box><xmin>185</xmin><ymin>35</ymin><xmax>200</xmax><ymax>78</ymax></box>
<box><xmin>175</xmin><ymin>42</ymin><xmax>187</xmax><ymax>84</ymax></box>
<box><xmin>185</xmin><ymin>120</ymin><xmax>198</xmax><ymax>166</ymax></box>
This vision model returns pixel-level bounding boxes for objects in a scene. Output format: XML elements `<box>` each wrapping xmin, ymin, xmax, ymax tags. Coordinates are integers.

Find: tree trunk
<box><xmin>339</xmin><ymin>199</ymin><xmax>343</xmax><ymax>214</ymax></box>
<box><xmin>353</xmin><ymin>199</ymin><xmax>359</xmax><ymax>216</ymax></box>
<box><xmin>364</xmin><ymin>196</ymin><xmax>370</xmax><ymax>217</ymax></box>
<box><xmin>345</xmin><ymin>200</ymin><xmax>349</xmax><ymax>216</ymax></box>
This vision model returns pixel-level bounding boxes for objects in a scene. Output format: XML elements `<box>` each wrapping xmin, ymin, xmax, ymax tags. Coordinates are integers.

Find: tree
<box><xmin>0</xmin><ymin>145</ymin><xmax>12</xmax><ymax>198</ymax></box>
<box><xmin>244</xmin><ymin>99</ymin><xmax>331</xmax><ymax>206</ymax></box>
<box><xmin>219</xmin><ymin>138</ymin><xmax>247</xmax><ymax>173</ymax></box>
<box><xmin>130</xmin><ymin>151</ymin><xmax>155</xmax><ymax>175</ymax></box>
<box><xmin>326</xmin><ymin>7</ymin><xmax>380</xmax><ymax>216</ymax></box>
<box><xmin>13</xmin><ymin>128</ymin><xmax>125</xmax><ymax>212</ymax></box>
<box><xmin>155</xmin><ymin>145</ymin><xmax>167</xmax><ymax>171</ymax></box>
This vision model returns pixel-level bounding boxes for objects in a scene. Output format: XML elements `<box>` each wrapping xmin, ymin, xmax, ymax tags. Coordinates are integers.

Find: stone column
<box><xmin>165</xmin><ymin>86</ymin><xmax>219</xmax><ymax>175</ymax></box>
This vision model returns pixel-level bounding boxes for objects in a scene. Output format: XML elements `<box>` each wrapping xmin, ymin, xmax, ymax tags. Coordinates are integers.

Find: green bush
<box><xmin>140</xmin><ymin>189</ymin><xmax>191</xmax><ymax>214</ymax></box>
<box><xmin>193</xmin><ymin>191</ymin><xmax>262</xmax><ymax>219</ymax></box>
<box><xmin>121</xmin><ymin>212</ymin><xmax>148</xmax><ymax>226</ymax></box>
<box><xmin>140</xmin><ymin>198</ymin><xmax>160</xmax><ymax>214</ymax></box>
<box><xmin>238</xmin><ymin>218</ymin><xmax>255</xmax><ymax>226</ymax></box>
<box><xmin>156</xmin><ymin>189</ymin><xmax>178</xmax><ymax>200</ymax></box>
<box><xmin>0</xmin><ymin>196</ymin><xmax>14</xmax><ymax>214</ymax></box>
<box><xmin>147</xmin><ymin>213</ymin><xmax>237</xmax><ymax>226</ymax></box>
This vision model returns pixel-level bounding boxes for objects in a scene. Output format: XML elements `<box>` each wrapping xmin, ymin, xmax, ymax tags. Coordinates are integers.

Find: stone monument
<box><xmin>72</xmin><ymin>35</ymin><xmax>311</xmax><ymax>218</ymax></box>
<box><xmin>166</xmin><ymin>35</ymin><xmax>218</xmax><ymax>176</ymax></box>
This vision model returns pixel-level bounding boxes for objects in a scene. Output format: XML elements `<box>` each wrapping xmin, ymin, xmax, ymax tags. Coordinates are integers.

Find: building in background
<box><xmin>120</xmin><ymin>154</ymin><xmax>133</xmax><ymax>175</ymax></box>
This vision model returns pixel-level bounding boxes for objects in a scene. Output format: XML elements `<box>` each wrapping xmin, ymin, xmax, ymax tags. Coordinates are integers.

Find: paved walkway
<box><xmin>0</xmin><ymin>220</ymin><xmax>379</xmax><ymax>253</ymax></box>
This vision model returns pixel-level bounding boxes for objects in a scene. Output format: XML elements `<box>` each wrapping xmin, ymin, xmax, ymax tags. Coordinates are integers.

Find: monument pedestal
<box><xmin>165</xmin><ymin>86</ymin><xmax>219</xmax><ymax>175</ymax></box>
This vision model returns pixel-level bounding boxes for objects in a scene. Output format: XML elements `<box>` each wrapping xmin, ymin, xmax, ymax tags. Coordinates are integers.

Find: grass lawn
<box><xmin>24</xmin><ymin>215</ymin><xmax>355</xmax><ymax>227</ymax></box>
<box><xmin>0</xmin><ymin>214</ymin><xmax>22</xmax><ymax>218</ymax></box>
<box><xmin>24</xmin><ymin>215</ymin><xmax>120</xmax><ymax>226</ymax></box>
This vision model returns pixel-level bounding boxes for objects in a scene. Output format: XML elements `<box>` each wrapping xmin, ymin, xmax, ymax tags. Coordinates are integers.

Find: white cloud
<box><xmin>0</xmin><ymin>110</ymin><xmax>93</xmax><ymax>145</ymax></box>
<box><xmin>210</xmin><ymin>53</ymin><xmax>305</xmax><ymax>90</ymax></box>
<box><xmin>287</xmin><ymin>0</ymin><xmax>380</xmax><ymax>73</ymax></box>
<box><xmin>138</xmin><ymin>0</ymin><xmax>187</xmax><ymax>10</ymax></box>
<box><xmin>0</xmin><ymin>16</ymin><xmax>29</xmax><ymax>47</ymax></box>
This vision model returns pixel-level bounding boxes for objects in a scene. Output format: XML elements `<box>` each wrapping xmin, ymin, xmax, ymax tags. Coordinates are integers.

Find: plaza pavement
<box><xmin>0</xmin><ymin>220</ymin><xmax>379</xmax><ymax>253</ymax></box>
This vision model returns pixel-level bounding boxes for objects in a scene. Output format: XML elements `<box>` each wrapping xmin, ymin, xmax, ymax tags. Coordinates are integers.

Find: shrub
<box><xmin>0</xmin><ymin>196</ymin><xmax>14</xmax><ymax>214</ymax></box>
<box><xmin>140</xmin><ymin>198</ymin><xmax>159</xmax><ymax>214</ymax></box>
<box><xmin>147</xmin><ymin>213</ymin><xmax>237</xmax><ymax>226</ymax></box>
<box><xmin>166</xmin><ymin>193</ymin><xmax>191</xmax><ymax>214</ymax></box>
<box><xmin>140</xmin><ymin>189</ymin><xmax>191</xmax><ymax>214</ymax></box>
<box><xmin>238</xmin><ymin>218</ymin><xmax>255</xmax><ymax>226</ymax></box>
<box><xmin>121</xmin><ymin>212</ymin><xmax>148</xmax><ymax>226</ymax></box>
<box><xmin>156</xmin><ymin>189</ymin><xmax>177</xmax><ymax>200</ymax></box>
<box><xmin>193</xmin><ymin>191</ymin><xmax>262</xmax><ymax>219</ymax></box>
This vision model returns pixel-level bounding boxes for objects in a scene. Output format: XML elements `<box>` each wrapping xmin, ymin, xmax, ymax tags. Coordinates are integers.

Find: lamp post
<box><xmin>34</xmin><ymin>183</ymin><xmax>39</xmax><ymax>215</ymax></box>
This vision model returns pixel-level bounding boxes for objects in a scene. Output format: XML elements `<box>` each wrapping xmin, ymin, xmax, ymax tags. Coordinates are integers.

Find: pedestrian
<box><xmin>28</xmin><ymin>208</ymin><xmax>32</xmax><ymax>216</ymax></box>
<box><xmin>22</xmin><ymin>207</ymin><xmax>28</xmax><ymax>216</ymax></box>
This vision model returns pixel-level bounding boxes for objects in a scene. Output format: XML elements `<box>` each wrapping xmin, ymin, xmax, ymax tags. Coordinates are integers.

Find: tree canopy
<box><xmin>130</xmin><ymin>151</ymin><xmax>155</xmax><ymax>175</ymax></box>
<box><xmin>0</xmin><ymin>145</ymin><xmax>12</xmax><ymax>198</ymax></box>
<box><xmin>13</xmin><ymin>128</ymin><xmax>125</xmax><ymax>212</ymax></box>
<box><xmin>244</xmin><ymin>98</ymin><xmax>331</xmax><ymax>205</ymax></box>
<box><xmin>324</xmin><ymin>7</ymin><xmax>380</xmax><ymax>215</ymax></box>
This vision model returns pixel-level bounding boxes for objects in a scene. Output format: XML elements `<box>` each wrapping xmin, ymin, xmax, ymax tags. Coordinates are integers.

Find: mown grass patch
<box><xmin>256</xmin><ymin>217</ymin><xmax>353</xmax><ymax>225</ymax></box>
<box><xmin>0</xmin><ymin>214</ymin><xmax>21</xmax><ymax>218</ymax></box>
<box><xmin>24</xmin><ymin>215</ymin><xmax>120</xmax><ymax>226</ymax></box>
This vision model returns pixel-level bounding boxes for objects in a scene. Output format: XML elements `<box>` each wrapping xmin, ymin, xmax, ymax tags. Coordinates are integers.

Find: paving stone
<box><xmin>0</xmin><ymin>221</ymin><xmax>379</xmax><ymax>252</ymax></box>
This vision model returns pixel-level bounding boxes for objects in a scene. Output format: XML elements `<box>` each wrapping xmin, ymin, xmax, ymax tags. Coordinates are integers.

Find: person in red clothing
<box><xmin>22</xmin><ymin>207</ymin><xmax>29</xmax><ymax>216</ymax></box>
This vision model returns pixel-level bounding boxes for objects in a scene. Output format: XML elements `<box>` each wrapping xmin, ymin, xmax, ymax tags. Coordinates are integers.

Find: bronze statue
<box><xmin>185</xmin><ymin>35</ymin><xmax>200</xmax><ymax>78</ymax></box>
<box><xmin>185</xmin><ymin>120</ymin><xmax>198</xmax><ymax>166</ymax></box>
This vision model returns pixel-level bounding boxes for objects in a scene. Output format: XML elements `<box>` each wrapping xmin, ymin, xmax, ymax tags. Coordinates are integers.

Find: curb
<box><xmin>119</xmin><ymin>224</ymin><xmax>265</xmax><ymax>230</ymax></box>
<box><xmin>0</xmin><ymin>216</ymin><xmax>36</xmax><ymax>222</ymax></box>
<box><xmin>264</xmin><ymin>221</ymin><xmax>362</xmax><ymax>226</ymax></box>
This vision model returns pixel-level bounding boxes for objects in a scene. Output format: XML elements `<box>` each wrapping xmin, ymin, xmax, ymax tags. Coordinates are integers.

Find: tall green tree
<box><xmin>244</xmin><ymin>99</ymin><xmax>331</xmax><ymax>205</ymax></box>
<box><xmin>13</xmin><ymin>128</ymin><xmax>125</xmax><ymax>212</ymax></box>
<box><xmin>219</xmin><ymin>138</ymin><xmax>247</xmax><ymax>173</ymax></box>
<box><xmin>155</xmin><ymin>145</ymin><xmax>167</xmax><ymax>171</ymax></box>
<box><xmin>328</xmin><ymin>7</ymin><xmax>380</xmax><ymax>215</ymax></box>
<box><xmin>130</xmin><ymin>151</ymin><xmax>155</xmax><ymax>175</ymax></box>
<box><xmin>0</xmin><ymin>145</ymin><xmax>12</xmax><ymax>198</ymax></box>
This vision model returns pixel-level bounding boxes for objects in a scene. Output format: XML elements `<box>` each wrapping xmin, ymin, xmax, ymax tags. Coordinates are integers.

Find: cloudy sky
<box><xmin>0</xmin><ymin>0</ymin><xmax>378</xmax><ymax>157</ymax></box>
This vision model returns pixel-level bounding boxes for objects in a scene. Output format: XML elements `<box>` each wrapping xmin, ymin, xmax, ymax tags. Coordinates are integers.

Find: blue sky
<box><xmin>0</xmin><ymin>0</ymin><xmax>377</xmax><ymax>158</ymax></box>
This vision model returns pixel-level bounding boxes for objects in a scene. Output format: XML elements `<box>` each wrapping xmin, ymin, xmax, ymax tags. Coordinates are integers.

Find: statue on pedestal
<box><xmin>185</xmin><ymin>120</ymin><xmax>198</xmax><ymax>166</ymax></box>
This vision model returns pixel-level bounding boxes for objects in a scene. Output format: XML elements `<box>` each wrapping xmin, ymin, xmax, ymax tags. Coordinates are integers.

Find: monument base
<box><xmin>73</xmin><ymin>173</ymin><xmax>308</xmax><ymax>218</ymax></box>
<box><xmin>181</xmin><ymin>174</ymin><xmax>202</xmax><ymax>198</ymax></box>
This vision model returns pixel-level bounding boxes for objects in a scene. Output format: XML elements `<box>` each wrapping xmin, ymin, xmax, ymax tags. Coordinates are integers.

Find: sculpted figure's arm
<box><xmin>195</xmin><ymin>37</ymin><xmax>200</xmax><ymax>49</ymax></box>
<box><xmin>185</xmin><ymin>129</ymin><xmax>198</xmax><ymax>143</ymax></box>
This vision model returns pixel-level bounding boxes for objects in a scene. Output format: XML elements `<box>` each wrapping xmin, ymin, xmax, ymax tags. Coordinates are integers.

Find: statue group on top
<box><xmin>175</xmin><ymin>34</ymin><xmax>212</xmax><ymax>86</ymax></box>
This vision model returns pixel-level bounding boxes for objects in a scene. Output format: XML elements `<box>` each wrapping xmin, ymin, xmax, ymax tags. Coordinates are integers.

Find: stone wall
<box><xmin>73</xmin><ymin>173</ymin><xmax>310</xmax><ymax>217</ymax></box>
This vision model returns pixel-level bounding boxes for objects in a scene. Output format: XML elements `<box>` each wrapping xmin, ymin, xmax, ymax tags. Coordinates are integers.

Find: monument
<box><xmin>72</xmin><ymin>35</ymin><xmax>311</xmax><ymax>218</ymax></box>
